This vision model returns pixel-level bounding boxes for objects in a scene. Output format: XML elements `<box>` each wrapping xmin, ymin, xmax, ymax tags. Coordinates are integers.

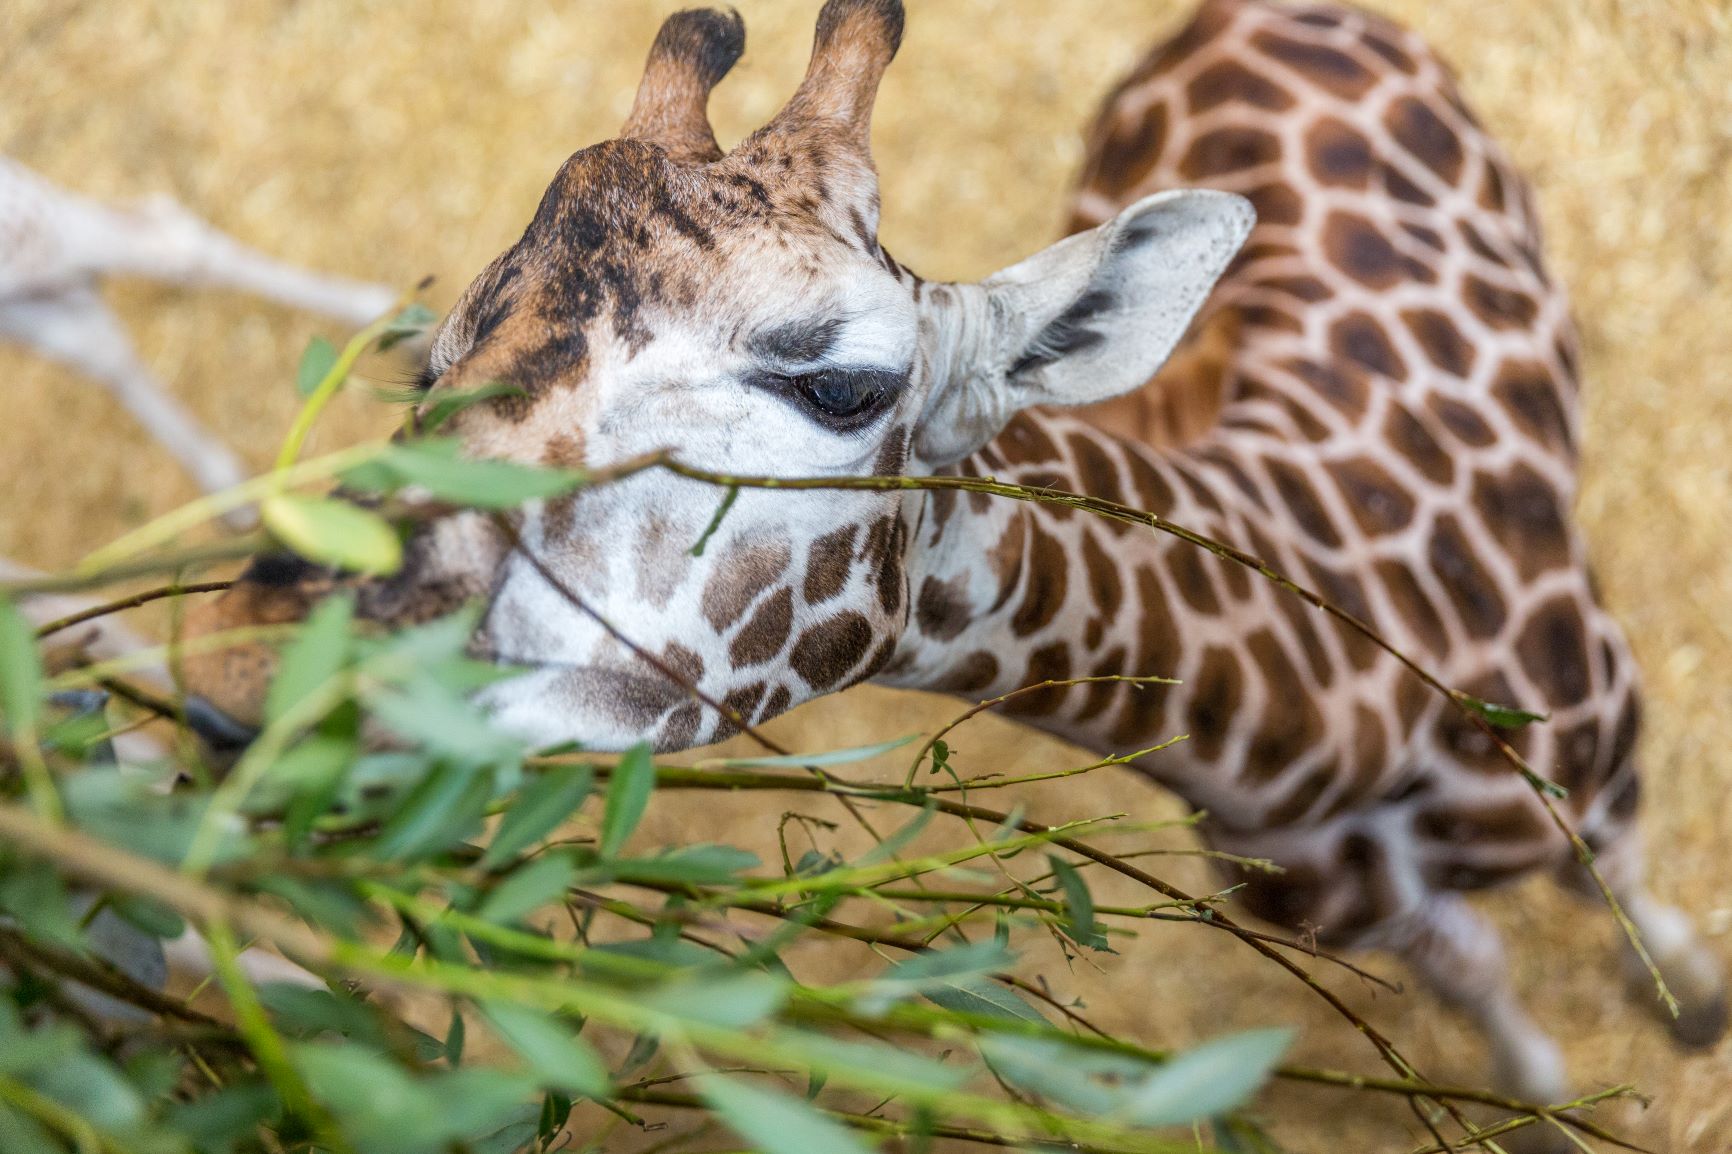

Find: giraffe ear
<box><xmin>914</xmin><ymin>189</ymin><xmax>1254</xmax><ymax>466</ymax></box>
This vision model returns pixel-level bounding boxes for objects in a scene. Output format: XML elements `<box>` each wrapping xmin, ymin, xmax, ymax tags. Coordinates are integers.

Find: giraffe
<box><xmin>180</xmin><ymin>0</ymin><xmax>1727</xmax><ymax>1113</ymax></box>
<box><xmin>0</xmin><ymin>156</ymin><xmax>395</xmax><ymax>497</ymax></box>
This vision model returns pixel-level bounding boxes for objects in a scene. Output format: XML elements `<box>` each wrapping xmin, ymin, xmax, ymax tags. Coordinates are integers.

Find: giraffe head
<box><xmin>185</xmin><ymin>0</ymin><xmax>1252</xmax><ymax>751</ymax></box>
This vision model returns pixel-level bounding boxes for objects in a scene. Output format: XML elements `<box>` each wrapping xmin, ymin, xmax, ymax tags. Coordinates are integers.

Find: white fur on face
<box><xmin>467</xmin><ymin>254</ymin><xmax>925</xmax><ymax>751</ymax></box>
<box><xmin>443</xmin><ymin>192</ymin><xmax>1251</xmax><ymax>752</ymax></box>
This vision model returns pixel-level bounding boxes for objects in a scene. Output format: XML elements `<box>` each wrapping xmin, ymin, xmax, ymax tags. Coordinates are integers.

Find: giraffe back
<box><xmin>1071</xmin><ymin>0</ymin><xmax>1581</xmax><ymax>474</ymax></box>
<box><xmin>992</xmin><ymin>0</ymin><xmax>1647</xmax><ymax>925</ymax></box>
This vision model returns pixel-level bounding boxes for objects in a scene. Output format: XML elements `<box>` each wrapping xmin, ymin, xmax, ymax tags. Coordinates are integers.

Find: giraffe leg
<box><xmin>1386</xmin><ymin>894</ymin><xmax>1569</xmax><ymax>1108</ymax></box>
<box><xmin>1558</xmin><ymin>823</ymin><xmax>1728</xmax><ymax>1048</ymax></box>
<box><xmin>0</xmin><ymin>288</ymin><xmax>250</xmax><ymax>501</ymax></box>
<box><xmin>94</xmin><ymin>195</ymin><xmax>396</xmax><ymax>327</ymax></box>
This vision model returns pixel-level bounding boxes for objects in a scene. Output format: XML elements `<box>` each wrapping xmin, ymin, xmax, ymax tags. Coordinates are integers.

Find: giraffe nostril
<box><xmin>239</xmin><ymin>551</ymin><xmax>325</xmax><ymax>588</ymax></box>
<box><xmin>182</xmin><ymin>695</ymin><xmax>261</xmax><ymax>754</ymax></box>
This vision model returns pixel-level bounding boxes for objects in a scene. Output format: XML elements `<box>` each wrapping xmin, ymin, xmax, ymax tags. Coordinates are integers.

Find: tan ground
<box><xmin>3</xmin><ymin>1</ymin><xmax>1729</xmax><ymax>1150</ymax></box>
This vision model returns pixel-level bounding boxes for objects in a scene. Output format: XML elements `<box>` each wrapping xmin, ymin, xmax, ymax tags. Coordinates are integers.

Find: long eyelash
<box><xmin>371</xmin><ymin>364</ymin><xmax>442</xmax><ymax>408</ymax></box>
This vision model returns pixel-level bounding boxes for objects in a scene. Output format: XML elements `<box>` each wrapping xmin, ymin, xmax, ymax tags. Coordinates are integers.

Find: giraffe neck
<box><xmin>881</xmin><ymin>407</ymin><xmax>1308</xmax><ymax>823</ymax></box>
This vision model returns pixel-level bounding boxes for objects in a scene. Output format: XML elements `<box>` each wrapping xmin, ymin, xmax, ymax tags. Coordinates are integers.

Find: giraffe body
<box><xmin>0</xmin><ymin>157</ymin><xmax>395</xmax><ymax>496</ymax></box>
<box><xmin>908</xmin><ymin>0</ymin><xmax>1614</xmax><ymax>965</ymax></box>
<box><xmin>183</xmin><ymin>0</ymin><xmax>1725</xmax><ymax>1113</ymax></box>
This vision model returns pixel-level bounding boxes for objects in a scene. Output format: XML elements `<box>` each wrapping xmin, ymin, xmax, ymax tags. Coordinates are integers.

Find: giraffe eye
<box><xmin>796</xmin><ymin>370</ymin><xmax>881</xmax><ymax>418</ymax></box>
<box><xmin>764</xmin><ymin>366</ymin><xmax>904</xmax><ymax>430</ymax></box>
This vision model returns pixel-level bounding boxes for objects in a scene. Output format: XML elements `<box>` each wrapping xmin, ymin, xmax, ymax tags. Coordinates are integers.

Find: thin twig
<box><xmin>33</xmin><ymin>581</ymin><xmax>233</xmax><ymax>640</ymax></box>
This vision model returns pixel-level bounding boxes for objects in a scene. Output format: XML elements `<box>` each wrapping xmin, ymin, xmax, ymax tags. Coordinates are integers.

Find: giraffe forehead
<box><xmin>437</xmin><ymin>138</ymin><xmax>908</xmax><ymax>396</ymax></box>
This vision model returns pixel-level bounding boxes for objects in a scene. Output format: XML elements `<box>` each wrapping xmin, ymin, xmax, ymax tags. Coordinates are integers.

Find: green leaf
<box><xmin>612</xmin><ymin>843</ymin><xmax>759</xmax><ymax>885</ymax></box>
<box><xmin>382</xmin><ymin>441</ymin><xmax>583</xmax><ymax>509</ymax></box>
<box><xmin>263</xmin><ymin>984</ymin><xmax>390</xmax><ymax>1047</ymax></box>
<box><xmin>922</xmin><ymin>977</ymin><xmax>1047</xmax><ymax>1025</ymax></box>
<box><xmin>426</xmin><ymin>1068</ymin><xmax>540</xmax><ymax>1148</ymax></box>
<box><xmin>1114</xmin><ymin>1028</ymin><xmax>1293</xmax><ymax>1127</ymax></box>
<box><xmin>599</xmin><ymin>743</ymin><xmax>654</xmax><ymax>858</ymax></box>
<box><xmin>296</xmin><ymin>335</ymin><xmax>339</xmax><ymax>398</ymax></box>
<box><xmin>295</xmin><ymin>1042</ymin><xmax>451</xmax><ymax>1153</ymax></box>
<box><xmin>700</xmin><ymin>1073</ymin><xmax>878</xmax><ymax>1154</ymax></box>
<box><xmin>444</xmin><ymin>1008</ymin><xmax>466</xmax><ymax>1066</ymax></box>
<box><xmin>0</xmin><ymin>598</ymin><xmax>42</xmax><ymax>737</ymax></box>
<box><xmin>372</xmin><ymin>763</ymin><xmax>494</xmax><ymax>861</ymax></box>
<box><xmin>772</xmin><ymin>1033</ymin><xmax>969</xmax><ymax>1096</ymax></box>
<box><xmin>366</xmin><ymin>675</ymin><xmax>520</xmax><ymax>764</ymax></box>
<box><xmin>168</xmin><ymin>1081</ymin><xmax>280</xmax><ymax>1154</ymax></box>
<box><xmin>108</xmin><ymin>893</ymin><xmax>186</xmax><ymax>941</ymax></box>
<box><xmin>482</xmin><ymin>764</ymin><xmax>595</xmax><ymax>869</ymax></box>
<box><xmin>417</xmin><ymin>381</ymin><xmax>527</xmax><ymax>433</ymax></box>
<box><xmin>1048</xmin><ymin>854</ymin><xmax>1106</xmax><ymax>949</ymax></box>
<box><xmin>476</xmin><ymin>850</ymin><xmax>578</xmax><ymax>925</ymax></box>
<box><xmin>642</xmin><ymin>972</ymin><xmax>788</xmax><ymax>1029</ymax></box>
<box><xmin>262</xmin><ymin>493</ymin><xmax>402</xmax><ymax>576</ymax></box>
<box><xmin>1458</xmin><ymin>694</ymin><xmax>1548</xmax><ymax>729</ymax></box>
<box><xmin>480</xmin><ymin>1002</ymin><xmax>609</xmax><ymax>1095</ymax></box>
<box><xmin>253</xmin><ymin>876</ymin><xmax>371</xmax><ymax>939</ymax></box>
<box><xmin>537</xmin><ymin>1091</ymin><xmax>573</xmax><ymax>1146</ymax></box>
<box><xmin>702</xmin><ymin>733</ymin><xmax>919</xmax><ymax>769</ymax></box>
<box><xmin>40</xmin><ymin>705</ymin><xmax>107</xmax><ymax>759</ymax></box>
<box><xmin>378</xmin><ymin>301</ymin><xmax>438</xmax><ymax>352</ymax></box>
<box><xmin>0</xmin><ymin>861</ymin><xmax>82</xmax><ymax>950</ymax></box>
<box><xmin>245</xmin><ymin>734</ymin><xmax>355</xmax><ymax>816</ymax></box>
<box><xmin>856</xmin><ymin>801</ymin><xmax>935</xmax><ymax>867</ymax></box>
<box><xmin>281</xmin><ymin>727</ymin><xmax>360</xmax><ymax>845</ymax></box>
<box><xmin>884</xmin><ymin>940</ymin><xmax>1013</xmax><ymax>985</ymax></box>
<box><xmin>62</xmin><ymin>770</ymin><xmax>253</xmax><ymax>867</ymax></box>
<box><xmin>864</xmin><ymin>941</ymin><xmax>1041</xmax><ymax>1023</ymax></box>
<box><xmin>266</xmin><ymin>593</ymin><xmax>354</xmax><ymax>725</ymax></box>
<box><xmin>0</xmin><ymin>1102</ymin><xmax>61</xmax><ymax>1154</ymax></box>
<box><xmin>977</xmin><ymin>1035</ymin><xmax>1118</xmax><ymax>1115</ymax></box>
<box><xmin>362</xmin><ymin>603</ymin><xmax>486</xmax><ymax>670</ymax></box>
<box><xmin>34</xmin><ymin>1051</ymin><xmax>146</xmax><ymax>1130</ymax></box>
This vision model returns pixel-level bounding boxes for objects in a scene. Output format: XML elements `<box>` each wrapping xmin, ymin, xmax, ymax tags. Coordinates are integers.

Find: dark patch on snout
<box><xmin>241</xmin><ymin>551</ymin><xmax>325</xmax><ymax>588</ymax></box>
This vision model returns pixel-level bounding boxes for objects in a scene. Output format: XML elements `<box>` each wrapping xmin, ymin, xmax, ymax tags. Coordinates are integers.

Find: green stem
<box><xmin>204</xmin><ymin>920</ymin><xmax>350</xmax><ymax>1154</ymax></box>
<box><xmin>0</xmin><ymin>1072</ymin><xmax>115</xmax><ymax>1154</ymax></box>
<box><xmin>76</xmin><ymin>449</ymin><xmax>380</xmax><ymax>576</ymax></box>
<box><xmin>274</xmin><ymin>312</ymin><xmax>405</xmax><ymax>476</ymax></box>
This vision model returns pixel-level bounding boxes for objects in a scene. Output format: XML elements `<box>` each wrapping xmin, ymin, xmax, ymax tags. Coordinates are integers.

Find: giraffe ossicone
<box><xmin>184</xmin><ymin>0</ymin><xmax>1727</xmax><ymax>1115</ymax></box>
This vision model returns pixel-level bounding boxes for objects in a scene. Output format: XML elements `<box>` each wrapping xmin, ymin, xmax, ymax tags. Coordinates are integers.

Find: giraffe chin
<box><xmin>471</xmin><ymin>661</ymin><xmax>712</xmax><ymax>755</ymax></box>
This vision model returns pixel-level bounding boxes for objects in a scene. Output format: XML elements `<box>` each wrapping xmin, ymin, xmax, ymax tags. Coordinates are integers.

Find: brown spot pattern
<box><xmin>1251</xmin><ymin>31</ymin><xmax>1376</xmax><ymax>98</ymax></box>
<box><xmin>916</xmin><ymin>574</ymin><xmax>971</xmax><ymax>641</ymax></box>
<box><xmin>729</xmin><ymin>587</ymin><xmax>793</xmax><ymax>667</ymax></box>
<box><xmin>803</xmin><ymin>525</ymin><xmax>858</xmax><ymax>604</ymax></box>
<box><xmin>1011</xmin><ymin>520</ymin><xmax>1069</xmax><ymax>636</ymax></box>
<box><xmin>1306</xmin><ymin>117</ymin><xmax>1373</xmax><ymax>188</ymax></box>
<box><xmin>789</xmin><ymin>611</ymin><xmax>873</xmax><ymax>690</ymax></box>
<box><xmin>1385</xmin><ymin>95</ymin><xmax>1464</xmax><ymax>183</ymax></box>
<box><xmin>1472</xmin><ymin>463</ymin><xmax>1570</xmax><ymax>581</ymax></box>
<box><xmin>1188</xmin><ymin>58</ymin><xmax>1297</xmax><ymax>113</ymax></box>
<box><xmin>1325</xmin><ymin>456</ymin><xmax>1417</xmax><ymax>535</ymax></box>
<box><xmin>1180</xmin><ymin>126</ymin><xmax>1283</xmax><ymax>180</ymax></box>
<box><xmin>701</xmin><ymin>538</ymin><xmax>790</xmax><ymax>631</ymax></box>
<box><xmin>1428</xmin><ymin>514</ymin><xmax>1507</xmax><ymax>639</ymax></box>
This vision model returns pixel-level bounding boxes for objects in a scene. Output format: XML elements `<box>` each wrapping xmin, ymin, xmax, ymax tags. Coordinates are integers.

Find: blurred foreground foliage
<box><xmin>0</xmin><ymin>312</ymin><xmax>1623</xmax><ymax>1153</ymax></box>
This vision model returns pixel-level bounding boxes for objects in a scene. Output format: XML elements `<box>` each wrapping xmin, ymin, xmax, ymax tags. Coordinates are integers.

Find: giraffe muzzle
<box><xmin>181</xmin><ymin>694</ymin><xmax>261</xmax><ymax>753</ymax></box>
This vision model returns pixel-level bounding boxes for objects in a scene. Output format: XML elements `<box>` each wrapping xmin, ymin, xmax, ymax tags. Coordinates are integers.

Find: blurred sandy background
<box><xmin>3</xmin><ymin>0</ymin><xmax>1729</xmax><ymax>1149</ymax></box>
